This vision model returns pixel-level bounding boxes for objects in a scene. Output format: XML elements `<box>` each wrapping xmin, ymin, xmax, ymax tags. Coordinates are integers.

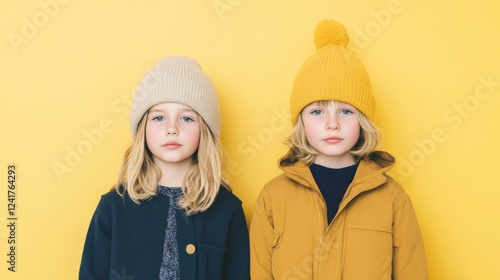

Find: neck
<box><xmin>314</xmin><ymin>154</ymin><xmax>357</xmax><ymax>169</ymax></box>
<box><xmin>155</xmin><ymin>160</ymin><xmax>193</xmax><ymax>187</ymax></box>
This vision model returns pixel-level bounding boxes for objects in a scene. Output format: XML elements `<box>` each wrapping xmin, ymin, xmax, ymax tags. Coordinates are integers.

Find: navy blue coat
<box><xmin>79</xmin><ymin>187</ymin><xmax>250</xmax><ymax>279</ymax></box>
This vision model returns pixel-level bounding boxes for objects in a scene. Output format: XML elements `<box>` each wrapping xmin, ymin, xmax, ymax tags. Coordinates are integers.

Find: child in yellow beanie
<box><xmin>250</xmin><ymin>20</ymin><xmax>427</xmax><ymax>279</ymax></box>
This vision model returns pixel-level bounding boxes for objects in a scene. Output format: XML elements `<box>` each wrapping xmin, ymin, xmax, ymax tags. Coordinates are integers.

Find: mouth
<box><xmin>163</xmin><ymin>142</ymin><xmax>181</xmax><ymax>149</ymax></box>
<box><xmin>323</xmin><ymin>137</ymin><xmax>342</xmax><ymax>144</ymax></box>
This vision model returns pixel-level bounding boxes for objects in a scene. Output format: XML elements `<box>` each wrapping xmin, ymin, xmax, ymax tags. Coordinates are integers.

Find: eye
<box><xmin>181</xmin><ymin>116</ymin><xmax>195</xmax><ymax>123</ymax></box>
<box><xmin>152</xmin><ymin>116</ymin><xmax>165</xmax><ymax>121</ymax></box>
<box><xmin>340</xmin><ymin>109</ymin><xmax>354</xmax><ymax>115</ymax></box>
<box><xmin>310</xmin><ymin>109</ymin><xmax>323</xmax><ymax>116</ymax></box>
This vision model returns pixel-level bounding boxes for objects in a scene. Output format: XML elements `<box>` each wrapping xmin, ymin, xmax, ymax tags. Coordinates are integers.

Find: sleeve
<box><xmin>79</xmin><ymin>196</ymin><xmax>112</xmax><ymax>280</ymax></box>
<box><xmin>223</xmin><ymin>202</ymin><xmax>250</xmax><ymax>280</ymax></box>
<box><xmin>392</xmin><ymin>191</ymin><xmax>428</xmax><ymax>279</ymax></box>
<box><xmin>249</xmin><ymin>188</ymin><xmax>275</xmax><ymax>280</ymax></box>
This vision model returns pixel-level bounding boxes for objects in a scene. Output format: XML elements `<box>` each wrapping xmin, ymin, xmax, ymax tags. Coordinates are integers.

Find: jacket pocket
<box><xmin>198</xmin><ymin>243</ymin><xmax>227</xmax><ymax>280</ymax></box>
<box><xmin>344</xmin><ymin>226</ymin><xmax>392</xmax><ymax>279</ymax></box>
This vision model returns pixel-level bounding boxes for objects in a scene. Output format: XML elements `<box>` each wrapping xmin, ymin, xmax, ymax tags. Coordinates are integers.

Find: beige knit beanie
<box><xmin>129</xmin><ymin>56</ymin><xmax>221</xmax><ymax>138</ymax></box>
<box><xmin>290</xmin><ymin>19</ymin><xmax>376</xmax><ymax>124</ymax></box>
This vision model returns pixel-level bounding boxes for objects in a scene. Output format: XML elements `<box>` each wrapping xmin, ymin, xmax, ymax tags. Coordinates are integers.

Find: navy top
<box><xmin>79</xmin><ymin>187</ymin><xmax>250</xmax><ymax>280</ymax></box>
<box><xmin>310</xmin><ymin>162</ymin><xmax>359</xmax><ymax>224</ymax></box>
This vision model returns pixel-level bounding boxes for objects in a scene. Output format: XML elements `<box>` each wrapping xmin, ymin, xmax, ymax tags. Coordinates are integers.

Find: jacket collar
<box><xmin>279</xmin><ymin>151</ymin><xmax>395</xmax><ymax>195</ymax></box>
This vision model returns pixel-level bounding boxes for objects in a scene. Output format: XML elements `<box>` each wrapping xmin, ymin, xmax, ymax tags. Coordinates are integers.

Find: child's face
<box><xmin>301</xmin><ymin>101</ymin><xmax>361</xmax><ymax>168</ymax></box>
<box><xmin>145</xmin><ymin>102</ymin><xmax>200</xmax><ymax>168</ymax></box>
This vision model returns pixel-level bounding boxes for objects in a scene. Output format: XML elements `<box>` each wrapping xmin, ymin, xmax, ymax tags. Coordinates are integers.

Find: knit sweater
<box><xmin>309</xmin><ymin>162</ymin><xmax>358</xmax><ymax>223</ymax></box>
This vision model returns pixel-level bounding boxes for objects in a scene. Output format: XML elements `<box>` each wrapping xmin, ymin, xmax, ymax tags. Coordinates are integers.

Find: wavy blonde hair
<box><xmin>115</xmin><ymin>112</ymin><xmax>230</xmax><ymax>215</ymax></box>
<box><xmin>280</xmin><ymin>101</ymin><xmax>381</xmax><ymax>166</ymax></box>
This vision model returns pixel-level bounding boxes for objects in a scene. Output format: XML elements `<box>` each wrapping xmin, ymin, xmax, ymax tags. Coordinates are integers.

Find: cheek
<box><xmin>187</xmin><ymin>126</ymin><xmax>201</xmax><ymax>144</ymax></box>
<box><xmin>145</xmin><ymin>123</ymin><xmax>160</xmax><ymax>145</ymax></box>
<box><xmin>348</xmin><ymin>121</ymin><xmax>361</xmax><ymax>138</ymax></box>
<box><xmin>145</xmin><ymin>128</ymin><xmax>154</xmax><ymax>148</ymax></box>
<box><xmin>193</xmin><ymin>130</ymin><xmax>201</xmax><ymax>145</ymax></box>
<box><xmin>303</xmin><ymin>119</ymin><xmax>319</xmax><ymax>140</ymax></box>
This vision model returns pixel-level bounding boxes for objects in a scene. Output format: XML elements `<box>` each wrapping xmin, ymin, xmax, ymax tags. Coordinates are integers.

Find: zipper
<box><xmin>317</xmin><ymin>235</ymin><xmax>323</xmax><ymax>279</ymax></box>
<box><xmin>315</xmin><ymin>190</ymin><xmax>326</xmax><ymax>280</ymax></box>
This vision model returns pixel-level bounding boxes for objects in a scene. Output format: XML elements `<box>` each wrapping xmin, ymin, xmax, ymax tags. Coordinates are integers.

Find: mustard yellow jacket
<box><xmin>250</xmin><ymin>151</ymin><xmax>427</xmax><ymax>279</ymax></box>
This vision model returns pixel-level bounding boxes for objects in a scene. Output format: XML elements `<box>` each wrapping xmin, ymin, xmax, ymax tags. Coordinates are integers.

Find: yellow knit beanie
<box><xmin>290</xmin><ymin>19</ymin><xmax>375</xmax><ymax>124</ymax></box>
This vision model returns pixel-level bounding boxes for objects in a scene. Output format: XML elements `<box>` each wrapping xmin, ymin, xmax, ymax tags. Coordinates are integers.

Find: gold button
<box><xmin>186</xmin><ymin>244</ymin><xmax>196</xmax><ymax>255</ymax></box>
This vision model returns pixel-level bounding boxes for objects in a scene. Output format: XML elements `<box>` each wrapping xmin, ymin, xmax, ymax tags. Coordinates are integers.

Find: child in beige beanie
<box><xmin>80</xmin><ymin>56</ymin><xmax>249</xmax><ymax>279</ymax></box>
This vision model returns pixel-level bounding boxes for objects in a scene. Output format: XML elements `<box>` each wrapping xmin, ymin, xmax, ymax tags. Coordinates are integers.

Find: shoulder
<box><xmin>91</xmin><ymin>189</ymin><xmax>127</xmax><ymax>219</ymax></box>
<box><xmin>213</xmin><ymin>187</ymin><xmax>243</xmax><ymax>209</ymax></box>
<box><xmin>359</xmin><ymin>151</ymin><xmax>409</xmax><ymax>198</ymax></box>
<box><xmin>265</xmin><ymin>172</ymin><xmax>292</xmax><ymax>187</ymax></box>
<box><xmin>99</xmin><ymin>188</ymin><xmax>131</xmax><ymax>207</ymax></box>
<box><xmin>383</xmin><ymin>175</ymin><xmax>408</xmax><ymax>196</ymax></box>
<box><xmin>259</xmin><ymin>173</ymin><xmax>292</xmax><ymax>197</ymax></box>
<box><xmin>264</xmin><ymin>161</ymin><xmax>312</xmax><ymax>191</ymax></box>
<box><xmin>99</xmin><ymin>188</ymin><xmax>167</xmax><ymax>213</ymax></box>
<box><xmin>196</xmin><ymin>187</ymin><xmax>246</xmax><ymax>224</ymax></box>
<box><xmin>374</xmin><ymin>175</ymin><xmax>414</xmax><ymax>209</ymax></box>
<box><xmin>253</xmin><ymin>169</ymin><xmax>310</xmax><ymax>212</ymax></box>
<box><xmin>101</xmin><ymin>188</ymin><xmax>123</xmax><ymax>201</ymax></box>
<box><xmin>260</xmin><ymin>164</ymin><xmax>311</xmax><ymax>197</ymax></box>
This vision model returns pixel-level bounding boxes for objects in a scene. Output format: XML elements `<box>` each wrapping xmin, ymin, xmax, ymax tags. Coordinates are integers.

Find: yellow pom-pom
<box><xmin>314</xmin><ymin>19</ymin><xmax>349</xmax><ymax>50</ymax></box>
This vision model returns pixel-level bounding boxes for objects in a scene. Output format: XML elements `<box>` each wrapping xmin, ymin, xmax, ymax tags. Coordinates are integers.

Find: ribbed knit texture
<box><xmin>310</xmin><ymin>162</ymin><xmax>359</xmax><ymax>224</ymax></box>
<box><xmin>130</xmin><ymin>56</ymin><xmax>221</xmax><ymax>137</ymax></box>
<box><xmin>290</xmin><ymin>20</ymin><xmax>376</xmax><ymax>124</ymax></box>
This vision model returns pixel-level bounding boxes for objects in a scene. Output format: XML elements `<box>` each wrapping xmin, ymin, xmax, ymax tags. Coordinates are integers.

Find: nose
<box><xmin>326</xmin><ymin>115</ymin><xmax>340</xmax><ymax>130</ymax></box>
<box><xmin>165</xmin><ymin>121</ymin><xmax>178</xmax><ymax>136</ymax></box>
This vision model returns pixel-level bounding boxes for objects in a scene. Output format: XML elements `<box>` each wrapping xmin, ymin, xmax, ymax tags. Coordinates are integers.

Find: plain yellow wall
<box><xmin>1</xmin><ymin>0</ymin><xmax>499</xmax><ymax>279</ymax></box>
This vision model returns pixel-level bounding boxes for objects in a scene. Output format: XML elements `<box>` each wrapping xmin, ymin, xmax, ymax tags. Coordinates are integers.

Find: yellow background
<box><xmin>1</xmin><ymin>0</ymin><xmax>499</xmax><ymax>279</ymax></box>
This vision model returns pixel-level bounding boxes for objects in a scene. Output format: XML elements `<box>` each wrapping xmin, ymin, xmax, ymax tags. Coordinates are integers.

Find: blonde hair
<box><xmin>280</xmin><ymin>101</ymin><xmax>381</xmax><ymax>166</ymax></box>
<box><xmin>115</xmin><ymin>112</ymin><xmax>230</xmax><ymax>215</ymax></box>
